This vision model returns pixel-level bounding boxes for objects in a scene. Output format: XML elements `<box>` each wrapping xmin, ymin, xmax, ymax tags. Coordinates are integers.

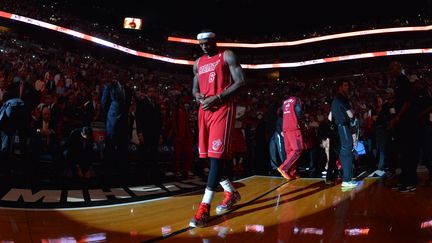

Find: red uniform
<box><xmin>279</xmin><ymin>96</ymin><xmax>304</xmax><ymax>177</ymax></box>
<box><xmin>197</xmin><ymin>51</ymin><xmax>235</xmax><ymax>159</ymax></box>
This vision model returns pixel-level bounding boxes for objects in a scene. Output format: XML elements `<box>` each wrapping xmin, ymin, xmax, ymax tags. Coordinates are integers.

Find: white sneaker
<box><xmin>341</xmin><ymin>181</ymin><xmax>359</xmax><ymax>188</ymax></box>
<box><xmin>368</xmin><ymin>170</ymin><xmax>386</xmax><ymax>178</ymax></box>
<box><xmin>376</xmin><ymin>170</ymin><xmax>386</xmax><ymax>177</ymax></box>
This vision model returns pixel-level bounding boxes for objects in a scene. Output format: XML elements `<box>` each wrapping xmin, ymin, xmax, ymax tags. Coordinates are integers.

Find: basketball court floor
<box><xmin>0</xmin><ymin>175</ymin><xmax>431</xmax><ymax>242</ymax></box>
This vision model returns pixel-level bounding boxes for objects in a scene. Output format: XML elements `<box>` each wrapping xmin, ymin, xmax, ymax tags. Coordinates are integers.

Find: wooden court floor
<box><xmin>0</xmin><ymin>175</ymin><xmax>432</xmax><ymax>242</ymax></box>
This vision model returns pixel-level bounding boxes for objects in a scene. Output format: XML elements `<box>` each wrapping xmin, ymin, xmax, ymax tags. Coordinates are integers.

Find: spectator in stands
<box><xmin>45</xmin><ymin>75</ymin><xmax>56</xmax><ymax>93</ymax></box>
<box><xmin>172</xmin><ymin>96</ymin><xmax>194</xmax><ymax>178</ymax></box>
<box><xmin>0</xmin><ymin>77</ymin><xmax>7</xmax><ymax>105</ymax></box>
<box><xmin>102</xmin><ymin>72</ymin><xmax>132</xmax><ymax>174</ymax></box>
<box><xmin>49</xmin><ymin>95</ymin><xmax>65</xmax><ymax>134</ymax></box>
<box><xmin>232</xmin><ymin>104</ymin><xmax>247</xmax><ymax>176</ymax></box>
<box><xmin>254</xmin><ymin>110</ymin><xmax>269</xmax><ymax>174</ymax></box>
<box><xmin>135</xmin><ymin>86</ymin><xmax>162</xmax><ymax>180</ymax></box>
<box><xmin>63</xmin><ymin>126</ymin><xmax>97</xmax><ymax>178</ymax></box>
<box><xmin>33</xmin><ymin>76</ymin><xmax>45</xmax><ymax>93</ymax></box>
<box><xmin>0</xmin><ymin>97</ymin><xmax>25</xmax><ymax>173</ymax></box>
<box><xmin>318</xmin><ymin>117</ymin><xmax>340</xmax><ymax>184</ymax></box>
<box><xmin>33</xmin><ymin>105</ymin><xmax>58</xmax><ymax>162</ymax></box>
<box><xmin>371</xmin><ymin>92</ymin><xmax>392</xmax><ymax>176</ymax></box>
<box><xmin>82</xmin><ymin>92</ymin><xmax>95</xmax><ymax>126</ymax></box>
<box><xmin>93</xmin><ymin>102</ymin><xmax>104</xmax><ymax>122</ymax></box>
<box><xmin>6</xmin><ymin>73</ymin><xmax>39</xmax><ymax>160</ymax></box>
<box><xmin>62</xmin><ymin>93</ymin><xmax>83</xmax><ymax>136</ymax></box>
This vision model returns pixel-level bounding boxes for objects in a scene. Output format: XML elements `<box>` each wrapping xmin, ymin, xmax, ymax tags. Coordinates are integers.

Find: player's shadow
<box><xmin>205</xmin><ymin>180</ymin><xmax>328</xmax><ymax>227</ymax></box>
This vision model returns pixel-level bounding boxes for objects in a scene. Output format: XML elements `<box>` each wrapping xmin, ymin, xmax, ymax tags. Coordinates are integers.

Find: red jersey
<box><xmin>197</xmin><ymin>51</ymin><xmax>232</xmax><ymax>98</ymax></box>
<box><xmin>282</xmin><ymin>96</ymin><xmax>302</xmax><ymax>131</ymax></box>
<box><xmin>196</xmin><ymin>50</ymin><xmax>236</xmax><ymax>159</ymax></box>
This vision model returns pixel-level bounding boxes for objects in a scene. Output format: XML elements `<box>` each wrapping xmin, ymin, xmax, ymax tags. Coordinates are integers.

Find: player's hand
<box><xmin>201</xmin><ymin>95</ymin><xmax>218</xmax><ymax>111</ymax></box>
<box><xmin>194</xmin><ymin>92</ymin><xmax>204</xmax><ymax>103</ymax></box>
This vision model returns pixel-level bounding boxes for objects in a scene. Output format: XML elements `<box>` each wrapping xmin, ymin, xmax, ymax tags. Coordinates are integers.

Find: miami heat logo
<box><xmin>212</xmin><ymin>139</ymin><xmax>223</xmax><ymax>151</ymax></box>
<box><xmin>198</xmin><ymin>60</ymin><xmax>220</xmax><ymax>75</ymax></box>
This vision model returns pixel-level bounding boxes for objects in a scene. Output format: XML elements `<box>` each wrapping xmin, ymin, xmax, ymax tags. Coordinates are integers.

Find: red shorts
<box><xmin>198</xmin><ymin>103</ymin><xmax>235</xmax><ymax>159</ymax></box>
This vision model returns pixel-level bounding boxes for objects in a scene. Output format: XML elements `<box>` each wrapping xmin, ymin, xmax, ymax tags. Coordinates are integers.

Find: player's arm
<box><xmin>389</xmin><ymin>78</ymin><xmax>411</xmax><ymax>130</ymax></box>
<box><xmin>220</xmin><ymin>50</ymin><xmax>246</xmax><ymax>100</ymax></box>
<box><xmin>201</xmin><ymin>50</ymin><xmax>246</xmax><ymax>110</ymax></box>
<box><xmin>192</xmin><ymin>59</ymin><xmax>204</xmax><ymax>103</ymax></box>
<box><xmin>387</xmin><ymin>100</ymin><xmax>410</xmax><ymax>131</ymax></box>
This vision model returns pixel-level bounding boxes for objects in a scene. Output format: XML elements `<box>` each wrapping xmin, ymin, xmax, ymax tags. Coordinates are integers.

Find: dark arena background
<box><xmin>0</xmin><ymin>0</ymin><xmax>432</xmax><ymax>242</ymax></box>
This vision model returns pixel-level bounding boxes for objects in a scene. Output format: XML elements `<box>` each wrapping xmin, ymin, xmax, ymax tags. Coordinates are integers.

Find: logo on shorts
<box><xmin>212</xmin><ymin>139</ymin><xmax>223</xmax><ymax>151</ymax></box>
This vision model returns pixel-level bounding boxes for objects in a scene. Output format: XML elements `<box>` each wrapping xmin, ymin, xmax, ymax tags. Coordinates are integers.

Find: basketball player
<box><xmin>189</xmin><ymin>29</ymin><xmax>246</xmax><ymax>228</ymax></box>
<box><xmin>277</xmin><ymin>86</ymin><xmax>304</xmax><ymax>180</ymax></box>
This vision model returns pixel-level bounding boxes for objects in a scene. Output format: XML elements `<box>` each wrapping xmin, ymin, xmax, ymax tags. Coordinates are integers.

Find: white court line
<box><xmin>0</xmin><ymin>175</ymin><xmax>259</xmax><ymax>211</ymax></box>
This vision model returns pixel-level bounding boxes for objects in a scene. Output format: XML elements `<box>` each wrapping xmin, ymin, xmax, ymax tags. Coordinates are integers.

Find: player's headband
<box><xmin>197</xmin><ymin>32</ymin><xmax>216</xmax><ymax>40</ymax></box>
